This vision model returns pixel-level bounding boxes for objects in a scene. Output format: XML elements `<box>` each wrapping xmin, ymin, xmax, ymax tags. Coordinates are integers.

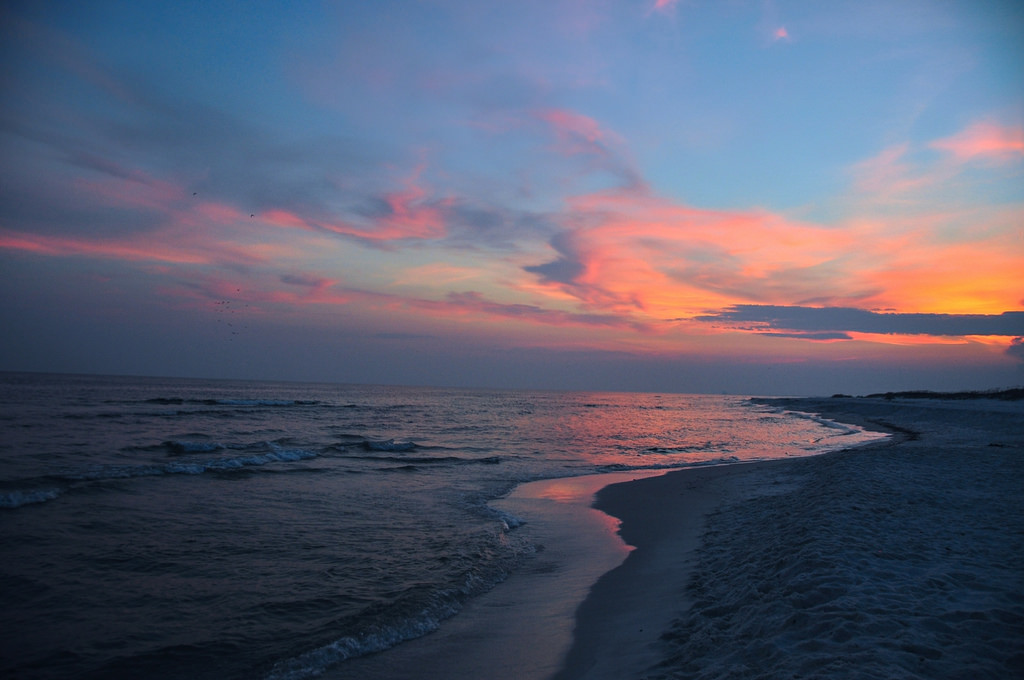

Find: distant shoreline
<box><xmin>829</xmin><ymin>387</ymin><xmax>1024</xmax><ymax>401</ymax></box>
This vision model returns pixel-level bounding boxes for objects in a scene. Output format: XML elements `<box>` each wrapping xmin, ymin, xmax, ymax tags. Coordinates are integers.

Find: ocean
<box><xmin>0</xmin><ymin>372</ymin><xmax>883</xmax><ymax>679</ymax></box>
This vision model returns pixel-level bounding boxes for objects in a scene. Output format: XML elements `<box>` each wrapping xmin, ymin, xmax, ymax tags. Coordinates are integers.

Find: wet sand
<box><xmin>553</xmin><ymin>459</ymin><xmax>803</xmax><ymax>679</ymax></box>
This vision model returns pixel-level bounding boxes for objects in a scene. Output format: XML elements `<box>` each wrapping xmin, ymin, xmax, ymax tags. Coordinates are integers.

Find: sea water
<box><xmin>0</xmin><ymin>373</ymin><xmax>882</xmax><ymax>679</ymax></box>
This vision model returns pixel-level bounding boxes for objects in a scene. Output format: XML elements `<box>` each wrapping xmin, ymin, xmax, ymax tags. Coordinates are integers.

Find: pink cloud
<box><xmin>535</xmin><ymin>108</ymin><xmax>617</xmax><ymax>157</ymax></box>
<box><xmin>75</xmin><ymin>171</ymin><xmax>187</xmax><ymax>212</ymax></box>
<box><xmin>263</xmin><ymin>282</ymin><xmax>352</xmax><ymax>306</ymax></box>
<box><xmin>262</xmin><ymin>166</ymin><xmax>449</xmax><ymax>243</ymax></box>
<box><xmin>850</xmin><ymin>143</ymin><xmax>937</xmax><ymax>197</ymax></box>
<box><xmin>375</xmin><ymin>172</ymin><xmax>450</xmax><ymax>240</ymax></box>
<box><xmin>533</xmin><ymin>108</ymin><xmax>643</xmax><ymax>189</ymax></box>
<box><xmin>177</xmin><ymin>276</ymin><xmax>654</xmax><ymax>338</ymax></box>
<box><xmin>931</xmin><ymin>121</ymin><xmax>1024</xmax><ymax>162</ymax></box>
<box><xmin>72</xmin><ymin>168</ymin><xmax>255</xmax><ymax>233</ymax></box>
<box><xmin>651</xmin><ymin>0</ymin><xmax>679</xmax><ymax>13</ymax></box>
<box><xmin>0</xmin><ymin>227</ymin><xmax>264</xmax><ymax>266</ymax></box>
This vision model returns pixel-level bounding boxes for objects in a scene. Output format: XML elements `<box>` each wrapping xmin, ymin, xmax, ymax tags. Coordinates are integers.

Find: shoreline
<box><xmin>552</xmin><ymin>457</ymin><xmax>810</xmax><ymax>680</ymax></box>
<box><xmin>552</xmin><ymin>404</ymin><xmax>901</xmax><ymax>679</ymax></box>
<box><xmin>325</xmin><ymin>459</ymin><xmax>798</xmax><ymax>680</ymax></box>
<box><xmin>563</xmin><ymin>396</ymin><xmax>1023</xmax><ymax>679</ymax></box>
<box><xmin>326</xmin><ymin>396</ymin><xmax>1023</xmax><ymax>679</ymax></box>
<box><xmin>327</xmin><ymin>470</ymin><xmax>669</xmax><ymax>679</ymax></box>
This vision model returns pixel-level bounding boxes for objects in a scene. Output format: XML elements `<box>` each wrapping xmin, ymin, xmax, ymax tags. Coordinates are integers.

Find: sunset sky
<box><xmin>2</xmin><ymin>0</ymin><xmax>1022</xmax><ymax>394</ymax></box>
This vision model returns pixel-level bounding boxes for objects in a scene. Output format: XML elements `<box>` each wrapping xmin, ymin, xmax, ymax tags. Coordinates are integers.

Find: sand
<box><xmin>326</xmin><ymin>396</ymin><xmax>1024</xmax><ymax>679</ymax></box>
<box><xmin>551</xmin><ymin>459</ymin><xmax>803</xmax><ymax>680</ymax></box>
<box><xmin>578</xmin><ymin>396</ymin><xmax>1024</xmax><ymax>679</ymax></box>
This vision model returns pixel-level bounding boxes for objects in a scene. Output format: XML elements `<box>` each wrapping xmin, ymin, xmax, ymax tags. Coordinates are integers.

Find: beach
<box><xmin>337</xmin><ymin>395</ymin><xmax>1024</xmax><ymax>679</ymax></box>
<box><xmin>568</xmin><ymin>396</ymin><xmax>1024</xmax><ymax>679</ymax></box>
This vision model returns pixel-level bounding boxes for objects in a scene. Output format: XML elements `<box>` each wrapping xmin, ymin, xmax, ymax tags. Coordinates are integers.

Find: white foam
<box><xmin>0</xmin><ymin>487</ymin><xmax>63</xmax><ymax>509</ymax></box>
<box><xmin>64</xmin><ymin>449</ymin><xmax>319</xmax><ymax>481</ymax></box>
<box><xmin>265</xmin><ymin>605</ymin><xmax>458</xmax><ymax>680</ymax></box>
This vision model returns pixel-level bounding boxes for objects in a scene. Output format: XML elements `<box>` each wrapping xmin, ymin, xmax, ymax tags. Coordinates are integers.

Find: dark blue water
<box><xmin>0</xmin><ymin>373</ymin><xmax>882</xmax><ymax>679</ymax></box>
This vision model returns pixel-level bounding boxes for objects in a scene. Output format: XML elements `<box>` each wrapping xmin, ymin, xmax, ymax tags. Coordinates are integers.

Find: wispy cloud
<box><xmin>533</xmin><ymin>108</ymin><xmax>644</xmax><ymax>189</ymax></box>
<box><xmin>0</xmin><ymin>224</ymin><xmax>269</xmax><ymax>267</ymax></box>
<box><xmin>930</xmin><ymin>121</ymin><xmax>1024</xmax><ymax>162</ymax></box>
<box><xmin>850</xmin><ymin>143</ymin><xmax>939</xmax><ymax>199</ymax></box>
<box><xmin>535</xmin><ymin>108</ymin><xmax>618</xmax><ymax>156</ymax></box>
<box><xmin>852</xmin><ymin>118</ymin><xmax>1024</xmax><ymax>202</ymax></box>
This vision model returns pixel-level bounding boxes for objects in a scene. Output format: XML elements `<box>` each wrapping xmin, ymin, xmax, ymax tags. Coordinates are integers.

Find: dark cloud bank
<box><xmin>698</xmin><ymin>305</ymin><xmax>1024</xmax><ymax>340</ymax></box>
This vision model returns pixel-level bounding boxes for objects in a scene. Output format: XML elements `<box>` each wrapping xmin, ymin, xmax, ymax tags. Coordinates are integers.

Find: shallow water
<box><xmin>0</xmin><ymin>373</ymin><xmax>883</xmax><ymax>679</ymax></box>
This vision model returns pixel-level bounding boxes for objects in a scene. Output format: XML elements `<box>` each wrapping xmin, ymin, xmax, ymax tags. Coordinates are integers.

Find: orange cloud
<box><xmin>855</xmin><ymin>235</ymin><xmax>1023</xmax><ymax>315</ymax></box>
<box><xmin>527</xmin><ymin>186</ymin><xmax>867</xmax><ymax>322</ymax></box>
<box><xmin>391</xmin><ymin>263</ymin><xmax>483</xmax><ymax>288</ymax></box>
<box><xmin>519</xmin><ymin>161</ymin><xmax>1021</xmax><ymax>349</ymax></box>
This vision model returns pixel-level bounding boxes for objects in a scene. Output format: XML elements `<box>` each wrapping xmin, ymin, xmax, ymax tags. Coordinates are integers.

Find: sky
<box><xmin>1</xmin><ymin>0</ymin><xmax>1023</xmax><ymax>395</ymax></box>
